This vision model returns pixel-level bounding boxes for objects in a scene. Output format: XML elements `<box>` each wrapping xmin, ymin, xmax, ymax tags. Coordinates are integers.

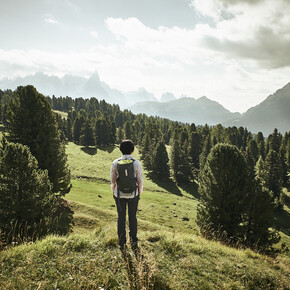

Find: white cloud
<box><xmin>105</xmin><ymin>17</ymin><xmax>202</xmax><ymax>66</ymax></box>
<box><xmin>44</xmin><ymin>15</ymin><xmax>59</xmax><ymax>24</ymax></box>
<box><xmin>191</xmin><ymin>0</ymin><xmax>290</xmax><ymax>68</ymax></box>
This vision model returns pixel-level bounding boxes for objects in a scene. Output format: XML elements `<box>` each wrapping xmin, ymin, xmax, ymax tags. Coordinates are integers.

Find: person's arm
<box><xmin>110</xmin><ymin>162</ymin><xmax>117</xmax><ymax>198</ymax></box>
<box><xmin>136</xmin><ymin>161</ymin><xmax>143</xmax><ymax>194</ymax></box>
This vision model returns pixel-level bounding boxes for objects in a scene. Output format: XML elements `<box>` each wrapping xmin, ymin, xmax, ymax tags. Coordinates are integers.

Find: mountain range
<box><xmin>129</xmin><ymin>97</ymin><xmax>241</xmax><ymax>125</ymax></box>
<box><xmin>224</xmin><ymin>82</ymin><xmax>290</xmax><ymax>135</ymax></box>
<box><xmin>0</xmin><ymin>72</ymin><xmax>289</xmax><ymax>135</ymax></box>
<box><xmin>130</xmin><ymin>84</ymin><xmax>290</xmax><ymax>135</ymax></box>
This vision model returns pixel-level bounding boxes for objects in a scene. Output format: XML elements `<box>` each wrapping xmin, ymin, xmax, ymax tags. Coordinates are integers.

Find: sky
<box><xmin>1</xmin><ymin>0</ymin><xmax>290</xmax><ymax>113</ymax></box>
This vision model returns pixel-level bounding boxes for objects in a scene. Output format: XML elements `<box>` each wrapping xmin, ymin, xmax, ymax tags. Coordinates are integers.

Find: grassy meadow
<box><xmin>0</xmin><ymin>142</ymin><xmax>290</xmax><ymax>289</ymax></box>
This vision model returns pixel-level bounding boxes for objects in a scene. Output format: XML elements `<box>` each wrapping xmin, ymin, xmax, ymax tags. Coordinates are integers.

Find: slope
<box><xmin>1</xmin><ymin>142</ymin><xmax>290</xmax><ymax>289</ymax></box>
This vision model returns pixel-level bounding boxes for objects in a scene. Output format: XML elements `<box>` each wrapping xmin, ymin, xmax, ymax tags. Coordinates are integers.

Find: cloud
<box><xmin>191</xmin><ymin>0</ymin><xmax>290</xmax><ymax>68</ymax></box>
<box><xmin>44</xmin><ymin>14</ymin><xmax>59</xmax><ymax>24</ymax></box>
<box><xmin>105</xmin><ymin>17</ymin><xmax>201</xmax><ymax>66</ymax></box>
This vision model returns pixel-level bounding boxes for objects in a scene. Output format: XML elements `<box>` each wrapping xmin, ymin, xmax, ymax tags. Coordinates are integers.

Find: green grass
<box><xmin>1</xmin><ymin>142</ymin><xmax>290</xmax><ymax>289</ymax></box>
<box><xmin>1</xmin><ymin>207</ymin><xmax>289</xmax><ymax>289</ymax></box>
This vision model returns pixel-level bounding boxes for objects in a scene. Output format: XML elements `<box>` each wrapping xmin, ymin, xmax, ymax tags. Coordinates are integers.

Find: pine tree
<box><xmin>80</xmin><ymin>120</ymin><xmax>95</xmax><ymax>147</ymax></box>
<box><xmin>189</xmin><ymin>132</ymin><xmax>201</xmax><ymax>169</ymax></box>
<box><xmin>244</xmin><ymin>149</ymin><xmax>256</xmax><ymax>180</ymax></box>
<box><xmin>260</xmin><ymin>150</ymin><xmax>283</xmax><ymax>204</ymax></box>
<box><xmin>72</xmin><ymin>115</ymin><xmax>85</xmax><ymax>144</ymax></box>
<box><xmin>123</xmin><ymin>121</ymin><xmax>133</xmax><ymax>140</ymax></box>
<box><xmin>243</xmin><ymin>179</ymin><xmax>280</xmax><ymax>250</ymax></box>
<box><xmin>110</xmin><ymin>121</ymin><xmax>117</xmax><ymax>145</ymax></box>
<box><xmin>256</xmin><ymin>132</ymin><xmax>265</xmax><ymax>159</ymax></box>
<box><xmin>199</xmin><ymin>135</ymin><xmax>212</xmax><ymax>170</ymax></box>
<box><xmin>247</xmin><ymin>139</ymin><xmax>259</xmax><ymax>162</ymax></box>
<box><xmin>95</xmin><ymin>118</ymin><xmax>102</xmax><ymax>145</ymax></box>
<box><xmin>66</xmin><ymin>115</ymin><xmax>73</xmax><ymax>142</ymax></box>
<box><xmin>170</xmin><ymin>140</ymin><xmax>181</xmax><ymax>183</ymax></box>
<box><xmin>7</xmin><ymin>85</ymin><xmax>71</xmax><ymax>195</ymax></box>
<box><xmin>133</xmin><ymin>119</ymin><xmax>141</xmax><ymax>144</ymax></box>
<box><xmin>140</xmin><ymin>133</ymin><xmax>152</xmax><ymax>170</ymax></box>
<box><xmin>152</xmin><ymin>141</ymin><xmax>170</xmax><ymax>180</ymax></box>
<box><xmin>266</xmin><ymin>128</ymin><xmax>282</xmax><ymax>154</ymax></box>
<box><xmin>0</xmin><ymin>139</ymin><xmax>55</xmax><ymax>242</ymax></box>
<box><xmin>197</xmin><ymin>144</ymin><xmax>249</xmax><ymax>242</ymax></box>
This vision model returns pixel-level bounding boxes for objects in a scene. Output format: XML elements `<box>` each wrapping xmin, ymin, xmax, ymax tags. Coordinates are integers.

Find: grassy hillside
<box><xmin>0</xmin><ymin>142</ymin><xmax>290</xmax><ymax>289</ymax></box>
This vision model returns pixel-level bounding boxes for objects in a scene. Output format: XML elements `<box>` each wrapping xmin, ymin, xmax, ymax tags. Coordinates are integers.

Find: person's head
<box><xmin>120</xmin><ymin>139</ymin><xmax>134</xmax><ymax>155</ymax></box>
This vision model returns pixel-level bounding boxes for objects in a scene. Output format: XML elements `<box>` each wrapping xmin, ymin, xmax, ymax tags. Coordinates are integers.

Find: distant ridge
<box><xmin>129</xmin><ymin>97</ymin><xmax>241</xmax><ymax>125</ymax></box>
<box><xmin>130</xmin><ymin>84</ymin><xmax>290</xmax><ymax>134</ymax></box>
<box><xmin>224</xmin><ymin>82</ymin><xmax>290</xmax><ymax>135</ymax></box>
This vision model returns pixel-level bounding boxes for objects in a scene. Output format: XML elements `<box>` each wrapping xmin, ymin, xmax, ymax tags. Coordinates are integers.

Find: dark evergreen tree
<box><xmin>123</xmin><ymin>121</ymin><xmax>133</xmax><ymax>140</ymax></box>
<box><xmin>66</xmin><ymin>115</ymin><xmax>73</xmax><ymax>142</ymax></box>
<box><xmin>197</xmin><ymin>144</ymin><xmax>248</xmax><ymax>242</ymax></box>
<box><xmin>170</xmin><ymin>140</ymin><xmax>181</xmax><ymax>183</ymax></box>
<box><xmin>189</xmin><ymin>132</ymin><xmax>201</xmax><ymax>169</ymax></box>
<box><xmin>189</xmin><ymin>123</ymin><xmax>196</xmax><ymax>133</ymax></box>
<box><xmin>169</xmin><ymin>138</ymin><xmax>190</xmax><ymax>184</ymax></box>
<box><xmin>266</xmin><ymin>128</ymin><xmax>282</xmax><ymax>154</ymax></box>
<box><xmin>133</xmin><ymin>119</ymin><xmax>141</xmax><ymax>144</ymax></box>
<box><xmin>211</xmin><ymin>124</ymin><xmax>224</xmax><ymax>144</ymax></box>
<box><xmin>72</xmin><ymin>115</ymin><xmax>85</xmax><ymax>144</ymax></box>
<box><xmin>110</xmin><ymin>121</ymin><xmax>117</xmax><ymax>145</ymax></box>
<box><xmin>6</xmin><ymin>85</ymin><xmax>71</xmax><ymax>195</ymax></box>
<box><xmin>256</xmin><ymin>132</ymin><xmax>265</xmax><ymax>159</ymax></box>
<box><xmin>151</xmin><ymin>141</ymin><xmax>170</xmax><ymax>180</ymax></box>
<box><xmin>0</xmin><ymin>139</ymin><xmax>55</xmax><ymax>242</ymax></box>
<box><xmin>95</xmin><ymin>118</ymin><xmax>102</xmax><ymax>145</ymax></box>
<box><xmin>243</xmin><ymin>179</ymin><xmax>280</xmax><ymax>250</ymax></box>
<box><xmin>80</xmin><ymin>120</ymin><xmax>95</xmax><ymax>147</ymax></box>
<box><xmin>258</xmin><ymin>150</ymin><xmax>283</xmax><ymax>205</ymax></box>
<box><xmin>247</xmin><ymin>139</ymin><xmax>259</xmax><ymax>162</ymax></box>
<box><xmin>140</xmin><ymin>133</ymin><xmax>152</xmax><ymax>169</ymax></box>
<box><xmin>199</xmin><ymin>135</ymin><xmax>212</xmax><ymax>170</ymax></box>
<box><xmin>244</xmin><ymin>148</ymin><xmax>256</xmax><ymax>180</ymax></box>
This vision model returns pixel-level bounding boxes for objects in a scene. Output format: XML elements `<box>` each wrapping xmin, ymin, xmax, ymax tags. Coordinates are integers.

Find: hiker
<box><xmin>110</xmin><ymin>139</ymin><xmax>143</xmax><ymax>251</ymax></box>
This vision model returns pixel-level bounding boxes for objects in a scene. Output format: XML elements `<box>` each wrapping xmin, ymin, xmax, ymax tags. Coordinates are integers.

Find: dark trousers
<box><xmin>115</xmin><ymin>195</ymin><xmax>139</xmax><ymax>248</ymax></box>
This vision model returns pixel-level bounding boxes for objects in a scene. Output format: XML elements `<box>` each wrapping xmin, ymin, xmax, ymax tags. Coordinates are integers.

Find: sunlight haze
<box><xmin>1</xmin><ymin>0</ymin><xmax>290</xmax><ymax>112</ymax></box>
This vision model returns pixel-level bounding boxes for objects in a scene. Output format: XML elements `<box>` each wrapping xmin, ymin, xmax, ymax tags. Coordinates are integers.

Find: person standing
<box><xmin>110</xmin><ymin>140</ymin><xmax>143</xmax><ymax>251</ymax></box>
